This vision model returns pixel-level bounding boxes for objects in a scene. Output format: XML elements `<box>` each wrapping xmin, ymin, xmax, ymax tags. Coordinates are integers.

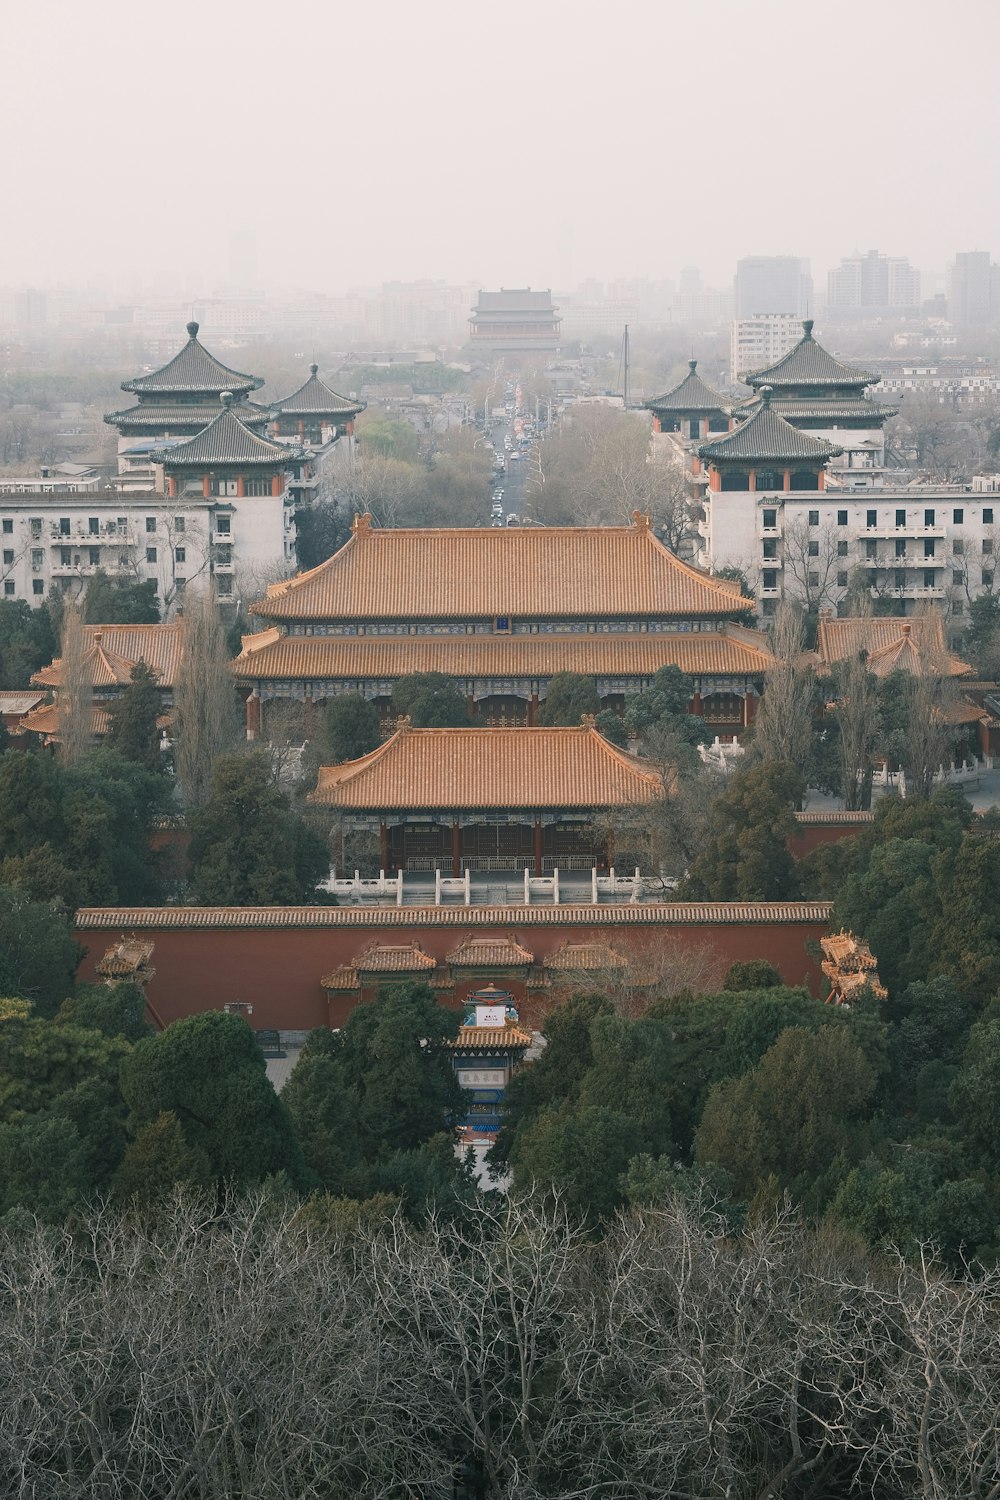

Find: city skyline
<box><xmin>3</xmin><ymin>0</ymin><xmax>999</xmax><ymax>297</ymax></box>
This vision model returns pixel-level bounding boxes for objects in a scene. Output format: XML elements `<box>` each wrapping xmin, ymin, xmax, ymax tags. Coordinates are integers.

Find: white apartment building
<box><xmin>730</xmin><ymin>315</ymin><xmax>802</xmax><ymax>383</ymax></box>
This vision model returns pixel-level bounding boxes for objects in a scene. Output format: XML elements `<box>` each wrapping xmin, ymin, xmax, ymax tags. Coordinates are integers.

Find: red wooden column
<box><xmin>245</xmin><ymin>689</ymin><xmax>261</xmax><ymax>741</ymax></box>
<box><xmin>451</xmin><ymin>821</ymin><xmax>461</xmax><ymax>877</ymax></box>
<box><xmin>533</xmin><ymin>818</ymin><xmax>542</xmax><ymax>876</ymax></box>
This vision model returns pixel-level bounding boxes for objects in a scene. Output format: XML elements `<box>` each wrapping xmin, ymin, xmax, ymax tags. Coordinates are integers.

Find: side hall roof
<box><xmin>120</xmin><ymin>322</ymin><xmax>264</xmax><ymax>395</ymax></box>
<box><xmin>233</xmin><ymin>623</ymin><xmax>773</xmax><ymax>681</ymax></box>
<box><xmin>698</xmin><ymin>394</ymin><xmax>842</xmax><ymax>464</ymax></box>
<box><xmin>155</xmin><ymin>395</ymin><xmax>296</xmax><ymax>468</ymax></box>
<box><xmin>253</xmin><ymin>512</ymin><xmax>751</xmax><ymax>622</ymax></box>
<box><xmin>814</xmin><ymin>612</ymin><xmax>971</xmax><ymax>677</ymax></box>
<box><xmin>308</xmin><ymin>719</ymin><xmax>664</xmax><ymax>812</ymax></box>
<box><xmin>646</xmin><ymin>360</ymin><xmax>730</xmax><ymax>415</ymax></box>
<box><xmin>32</xmin><ymin>622</ymin><xmax>184</xmax><ymax>689</ymax></box>
<box><xmin>741</xmin><ymin>320</ymin><xmax>880</xmax><ymax>389</ymax></box>
<box><xmin>271</xmin><ymin>365</ymin><xmax>365</xmax><ymax>418</ymax></box>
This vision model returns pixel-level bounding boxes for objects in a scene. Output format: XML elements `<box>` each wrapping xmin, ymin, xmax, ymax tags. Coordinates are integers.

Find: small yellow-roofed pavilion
<box><xmin>820</xmin><ymin>931</ymin><xmax>888</xmax><ymax>1005</ymax></box>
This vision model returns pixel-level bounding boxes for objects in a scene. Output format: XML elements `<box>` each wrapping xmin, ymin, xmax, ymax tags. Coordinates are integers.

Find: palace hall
<box><xmin>235</xmin><ymin>511</ymin><xmax>773</xmax><ymax>738</ymax></box>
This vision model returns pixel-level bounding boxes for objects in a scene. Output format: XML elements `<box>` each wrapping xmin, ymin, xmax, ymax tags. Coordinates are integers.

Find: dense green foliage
<box><xmin>82</xmin><ymin>571</ymin><xmax>159</xmax><ymax>624</ymax></box>
<box><xmin>536</xmin><ymin>671</ymin><xmax>600</xmax><ymax>726</ymax></box>
<box><xmin>105</xmin><ymin>661</ymin><xmax>163</xmax><ymax>773</ymax></box>
<box><xmin>307</xmin><ymin>691</ymin><xmax>381</xmax><ymax>768</ymax></box>
<box><xmin>682</xmin><ymin>758</ymin><xmax>805</xmax><ymax>900</ymax></box>
<box><xmin>187</xmin><ymin>751</ymin><xmax>329</xmax><ymax>903</ymax></box>
<box><xmin>391</xmin><ymin>671</ymin><xmax>470</xmax><ymax>727</ymax></box>
<box><xmin>0</xmin><ymin>598</ymin><xmax>57</xmax><ymax>687</ymax></box>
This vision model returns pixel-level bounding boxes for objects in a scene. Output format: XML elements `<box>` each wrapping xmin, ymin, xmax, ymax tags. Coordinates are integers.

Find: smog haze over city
<box><xmin>4</xmin><ymin>0</ymin><xmax>998</xmax><ymax>298</ymax></box>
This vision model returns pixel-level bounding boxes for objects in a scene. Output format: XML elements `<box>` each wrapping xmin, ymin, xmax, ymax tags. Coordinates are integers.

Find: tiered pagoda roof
<box><xmin>309</xmin><ymin>720</ymin><xmax>663</xmax><ymax>812</ymax></box>
<box><xmin>105</xmin><ymin>399</ymin><xmax>271</xmax><ymax>433</ymax></box>
<box><xmin>733</xmin><ymin>393</ymin><xmax>898</xmax><ymax>425</ymax></box>
<box><xmin>121</xmin><ymin>322</ymin><xmax>263</xmax><ymax>397</ymax></box>
<box><xmin>253</xmin><ymin>512</ymin><xmax>751</xmax><ymax>623</ymax></box>
<box><xmin>271</xmin><ymin>365</ymin><xmax>365</xmax><ymax>419</ymax></box>
<box><xmin>154</xmin><ymin>394</ymin><xmax>297</xmax><ymax>468</ymax></box>
<box><xmin>814</xmin><ymin>613</ymin><xmax>971</xmax><ymax>678</ymax></box>
<box><xmin>32</xmin><ymin>623</ymin><xmax>184</xmax><ymax>690</ymax></box>
<box><xmin>698</xmin><ymin>392</ymin><xmax>842</xmax><ymax>464</ymax></box>
<box><xmin>232</xmin><ymin>624</ymin><xmax>774</xmax><ymax>684</ymax></box>
<box><xmin>741</xmin><ymin>320</ymin><xmax>880</xmax><ymax>390</ymax></box>
<box><xmin>646</xmin><ymin>360</ymin><xmax>729</xmax><ymax>415</ymax></box>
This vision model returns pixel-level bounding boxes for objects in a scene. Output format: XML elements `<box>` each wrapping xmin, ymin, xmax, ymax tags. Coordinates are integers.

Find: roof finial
<box><xmin>901</xmin><ymin>622</ymin><xmax>912</xmax><ymax>636</ymax></box>
<box><xmin>186</xmin><ymin>320</ymin><xmax>199</xmax><ymax>339</ymax></box>
<box><xmin>309</xmin><ymin>362</ymin><xmax>319</xmax><ymax>377</ymax></box>
<box><xmin>802</xmin><ymin>318</ymin><xmax>814</xmax><ymax>339</ymax></box>
<box><xmin>352</xmin><ymin>511</ymin><xmax>373</xmax><ymax>534</ymax></box>
<box><xmin>580</xmin><ymin>713</ymin><xmax>596</xmax><ymax>729</ymax></box>
<box><xmin>688</xmin><ymin>358</ymin><xmax>698</xmax><ymax>374</ymax></box>
<box><xmin>220</xmin><ymin>390</ymin><xmax>234</xmax><ymax>409</ymax></box>
<box><xmin>759</xmin><ymin>385</ymin><xmax>773</xmax><ymax>407</ymax></box>
<box><xmin>631</xmin><ymin>509</ymin><xmax>651</xmax><ymax>529</ymax></box>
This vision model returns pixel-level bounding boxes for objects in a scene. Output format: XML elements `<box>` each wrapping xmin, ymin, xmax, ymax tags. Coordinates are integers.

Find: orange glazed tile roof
<box><xmin>546</xmin><ymin>941</ymin><xmax>629</xmax><ymax>971</ymax></box>
<box><xmin>446</xmin><ymin>936</ymin><xmax>535</xmax><ymax>967</ymax></box>
<box><xmin>33</xmin><ymin>623</ymin><xmax>185</xmax><ymax>690</ymax></box>
<box><xmin>815</xmin><ymin>613</ymin><xmax>971</xmax><ymax>678</ymax></box>
<box><xmin>252</xmin><ymin>512</ymin><xmax>750</xmax><ymax>622</ymax></box>
<box><xmin>353</xmin><ymin>942</ymin><xmax>437</xmax><ymax>973</ymax></box>
<box><xmin>21</xmin><ymin>703</ymin><xmax>112</xmax><ymax>740</ymax></box>
<box><xmin>76</xmin><ymin>902</ymin><xmax>833</xmax><ymax>930</ymax></box>
<box><xmin>320</xmin><ymin>966</ymin><xmax>359</xmax><ymax>990</ymax></box>
<box><xmin>309</xmin><ymin>721</ymin><xmax>664</xmax><ymax>812</ymax></box>
<box><xmin>233</xmin><ymin>625</ymin><xmax>774</xmax><ymax>681</ymax></box>
<box><xmin>450</xmin><ymin>1025</ymin><xmax>533</xmax><ymax>1051</ymax></box>
<box><xmin>96</xmin><ymin>939</ymin><xmax>156</xmax><ymax>978</ymax></box>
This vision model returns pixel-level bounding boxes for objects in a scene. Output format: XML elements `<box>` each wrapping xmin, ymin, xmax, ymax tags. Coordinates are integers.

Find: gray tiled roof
<box><xmin>734</xmin><ymin>394</ymin><xmax>898</xmax><ymax>424</ymax></box>
<box><xmin>155</xmin><ymin>397</ymin><xmax>297</xmax><ymax>468</ymax></box>
<box><xmin>121</xmin><ymin>322</ymin><xmax>264</xmax><ymax>395</ymax></box>
<box><xmin>646</xmin><ymin>360</ymin><xmax>729</xmax><ymax>414</ymax></box>
<box><xmin>104</xmin><ymin>399</ymin><xmax>271</xmax><ymax>431</ymax></box>
<box><xmin>742</xmin><ymin>321</ymin><xmax>880</xmax><ymax>389</ymax></box>
<box><xmin>271</xmin><ymin>365</ymin><xmax>365</xmax><ymax>418</ymax></box>
<box><xmin>698</xmin><ymin>396</ymin><xmax>843</xmax><ymax>463</ymax></box>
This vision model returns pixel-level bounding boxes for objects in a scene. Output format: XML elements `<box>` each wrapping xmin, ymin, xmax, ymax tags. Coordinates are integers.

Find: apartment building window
<box><xmin>762</xmin><ymin>508</ymin><xmax>776</xmax><ymax>529</ymax></box>
<box><xmin>953</xmin><ymin>569</ymin><xmax>966</xmax><ymax>586</ymax></box>
<box><xmin>762</xmin><ymin>570</ymin><xmax>777</xmax><ymax>590</ymax></box>
<box><xmin>763</xmin><ymin>540</ymin><xmax>777</xmax><ymax>559</ymax></box>
<box><xmin>145</xmin><ymin>517</ymin><xmax>156</xmax><ymax>533</ymax></box>
<box><xmin>2</xmin><ymin>519</ymin><xmax>11</xmax><ymax>534</ymax></box>
<box><xmin>3</xmin><ymin>582</ymin><xmax>13</xmax><ymax>595</ymax></box>
<box><xmin>60</xmin><ymin>547</ymin><xmax>71</xmax><ymax>566</ymax></box>
<box><xmin>954</xmin><ymin>538</ymin><xmax>964</xmax><ymax>555</ymax></box>
<box><xmin>808</xmin><ymin>510</ymin><xmax>819</xmax><ymax>526</ymax></box>
<box><xmin>30</xmin><ymin>519</ymin><xmax>41</xmax><ymax>538</ymax></box>
<box><xmin>216</xmin><ymin>575</ymin><xmax>233</xmax><ymax>596</ymax></box>
<box><xmin>895</xmin><ymin>509</ymin><xmax>906</xmax><ymax>527</ymax></box>
<box><xmin>866</xmin><ymin>509</ymin><xmax>877</xmax><ymax>528</ymax></box>
<box><xmin>175</xmin><ymin>577</ymin><xmax>186</xmax><ymax>591</ymax></box>
<box><xmin>923</xmin><ymin>539</ymin><xmax>935</xmax><ymax>558</ymax></box>
<box><xmin>215</xmin><ymin>516</ymin><xmax>231</xmax><ymax>535</ymax></box>
<box><xmin>808</xmin><ymin>571</ymin><xmax>819</xmax><ymax>588</ymax></box>
<box><xmin>895</xmin><ymin>570</ymin><xmax>906</xmax><ymax>588</ymax></box>
<box><xmin>32</xmin><ymin>580</ymin><xmax>43</xmax><ymax>595</ymax></box>
<box><xmin>954</xmin><ymin>508</ymin><xmax>964</xmax><ymax>524</ymax></box>
<box><xmin>837</xmin><ymin>540</ymin><xmax>848</xmax><ymax>557</ymax></box>
<box><xmin>925</xmin><ymin>570</ymin><xmax>937</xmax><ymax>588</ymax></box>
<box><xmin>984</xmin><ymin>572</ymin><xmax>994</xmax><ymax>588</ymax></box>
<box><xmin>245</xmin><ymin>478</ymin><xmax>272</xmax><ymax>497</ymax></box>
<box><xmin>865</xmin><ymin>539</ymin><xmax>878</xmax><ymax>559</ymax></box>
<box><xmin>174</xmin><ymin>516</ymin><xmax>185</xmax><ymax>532</ymax></box>
<box><xmin>984</xmin><ymin>539</ymin><xmax>994</xmax><ymax>554</ymax></box>
<box><xmin>895</xmin><ymin>539</ymin><xmax>906</xmax><ymax>557</ymax></box>
<box><xmin>837</xmin><ymin>571</ymin><xmax>848</xmax><ymax>587</ymax></box>
<box><xmin>984</xmin><ymin>508</ymin><xmax>994</xmax><ymax>524</ymax></box>
<box><xmin>30</xmin><ymin>549</ymin><xmax>43</xmax><ymax>567</ymax></box>
<box><xmin>146</xmin><ymin>547</ymin><xmax>157</xmax><ymax>563</ymax></box>
<box><xmin>924</xmin><ymin>508</ymin><xmax>935</xmax><ymax>526</ymax></box>
<box><xmin>88</xmin><ymin>548</ymin><xmax>100</xmax><ymax>566</ymax></box>
<box><xmin>2</xmin><ymin>549</ymin><xmax>13</xmax><ymax>565</ymax></box>
<box><xmin>175</xmin><ymin>547</ymin><xmax>186</xmax><ymax>563</ymax></box>
<box><xmin>117</xmin><ymin>517</ymin><xmax>127</xmax><ymax>529</ymax></box>
<box><xmin>808</xmin><ymin>540</ymin><xmax>819</xmax><ymax>557</ymax></box>
<box><xmin>837</xmin><ymin>510</ymin><xmax>848</xmax><ymax>526</ymax></box>
<box><xmin>761</xmin><ymin>598</ymin><xmax>776</xmax><ymax>617</ymax></box>
<box><xmin>214</xmin><ymin>544</ymin><xmax>232</xmax><ymax>565</ymax></box>
<box><xmin>88</xmin><ymin>518</ymin><xmax>99</xmax><ymax>535</ymax></box>
<box><xmin>59</xmin><ymin>517</ymin><xmax>70</xmax><ymax>536</ymax></box>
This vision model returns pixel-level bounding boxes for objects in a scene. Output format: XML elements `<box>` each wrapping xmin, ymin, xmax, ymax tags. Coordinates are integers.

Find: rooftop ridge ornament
<box><xmin>186</xmin><ymin>320</ymin><xmax>199</xmax><ymax>339</ymax></box>
<box><xmin>220</xmin><ymin>390</ymin><xmax>234</xmax><ymax>408</ymax></box>
<box><xmin>631</xmin><ymin>509</ymin><xmax>651</xmax><ymax>529</ymax></box>
<box><xmin>688</xmin><ymin>358</ymin><xmax>698</xmax><ymax>373</ymax></box>
<box><xmin>309</xmin><ymin>362</ymin><xmax>319</xmax><ymax>376</ymax></box>
<box><xmin>353</xmin><ymin>511</ymin><xmax>374</xmax><ymax>534</ymax></box>
<box><xmin>802</xmin><ymin>319</ymin><xmax>814</xmax><ymax>339</ymax></box>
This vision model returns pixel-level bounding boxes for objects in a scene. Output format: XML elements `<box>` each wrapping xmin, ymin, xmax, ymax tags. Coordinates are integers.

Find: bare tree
<box><xmin>782</xmin><ymin>518</ymin><xmax>844</xmax><ymax>614</ymax></box>
<box><xmin>750</xmin><ymin>602</ymin><xmax>816</xmax><ymax>771</ymax></box>
<box><xmin>830</xmin><ymin>647</ymin><xmax>884</xmax><ymax>810</ymax></box>
<box><xmin>56</xmin><ymin>602</ymin><xmax>92</xmax><ymax>767</ymax></box>
<box><xmin>172</xmin><ymin>586</ymin><xmax>243</xmax><ymax>806</ymax></box>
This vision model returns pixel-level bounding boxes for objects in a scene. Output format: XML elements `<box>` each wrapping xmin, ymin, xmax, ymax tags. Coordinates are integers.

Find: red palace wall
<box><xmin>75</xmin><ymin>904</ymin><xmax>833</xmax><ymax>1033</ymax></box>
<box><xmin>788</xmin><ymin>812</ymin><xmax>874</xmax><ymax>859</ymax></box>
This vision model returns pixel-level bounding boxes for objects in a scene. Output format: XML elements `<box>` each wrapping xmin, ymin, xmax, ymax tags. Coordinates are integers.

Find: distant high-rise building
<box><xmin>730</xmin><ymin>315</ymin><xmax>802</xmax><ymax>383</ymax></box>
<box><xmin>949</xmin><ymin>251</ymin><xmax>997</xmax><ymax>326</ymax></box>
<box><xmin>827</xmin><ymin>250</ymin><xmax>920</xmax><ymax>313</ymax></box>
<box><xmin>734</xmin><ymin>257</ymin><xmax>812</xmax><ymax>318</ymax></box>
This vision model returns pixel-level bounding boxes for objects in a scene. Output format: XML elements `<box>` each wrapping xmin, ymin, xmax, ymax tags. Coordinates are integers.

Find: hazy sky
<box><xmin>4</xmin><ymin>0</ymin><xmax>999</xmax><ymax>297</ymax></box>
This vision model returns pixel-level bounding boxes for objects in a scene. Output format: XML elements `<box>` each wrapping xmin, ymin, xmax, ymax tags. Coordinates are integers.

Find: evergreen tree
<box><xmin>83</xmin><ymin>571</ymin><xmax>159</xmax><ymax>625</ymax></box>
<box><xmin>391</xmin><ymin>672</ymin><xmax>470</xmax><ymax>727</ymax></box>
<box><xmin>309</xmin><ymin>692</ymin><xmax>380</xmax><ymax>767</ymax></box>
<box><xmin>0</xmin><ymin>598</ymin><xmax>57</xmax><ymax>688</ymax></box>
<box><xmin>537</xmin><ymin>672</ymin><xmax>601</xmax><ymax>726</ymax></box>
<box><xmin>105</xmin><ymin>661</ymin><xmax>162</xmax><ymax>773</ymax></box>
<box><xmin>682</xmin><ymin>759</ymin><xmax>805</xmax><ymax>900</ymax></box>
<box><xmin>0</xmin><ymin>888</ymin><xmax>80</xmax><ymax>1016</ymax></box>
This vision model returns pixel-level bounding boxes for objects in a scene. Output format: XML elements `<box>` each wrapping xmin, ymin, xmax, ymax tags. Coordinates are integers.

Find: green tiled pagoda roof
<box><xmin>155</xmin><ymin>396</ymin><xmax>296</xmax><ymax>468</ymax></box>
<box><xmin>271</xmin><ymin>365</ymin><xmax>365</xmax><ymax>418</ymax></box>
<box><xmin>733</xmin><ymin>394</ymin><xmax>898</xmax><ymax>424</ymax></box>
<box><xmin>646</xmin><ymin>360</ymin><xmax>729</xmax><ymax>415</ymax></box>
<box><xmin>698</xmin><ymin>394</ymin><xmax>843</xmax><ymax>463</ymax></box>
<box><xmin>104</xmin><ymin>399</ymin><xmax>271</xmax><ymax>431</ymax></box>
<box><xmin>742</xmin><ymin>321</ymin><xmax>880</xmax><ymax>389</ymax></box>
<box><xmin>121</xmin><ymin>322</ymin><xmax>264</xmax><ymax>395</ymax></box>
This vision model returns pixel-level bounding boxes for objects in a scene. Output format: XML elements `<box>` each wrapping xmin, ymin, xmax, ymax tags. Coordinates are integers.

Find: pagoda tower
<box><xmin>645</xmin><ymin>360</ymin><xmax>731</xmax><ymax>441</ymax></box>
<box><xmin>153</xmin><ymin>393</ymin><xmax>298</xmax><ymax>501</ymax></box>
<box><xmin>270</xmin><ymin>365</ymin><xmax>365</xmax><ymax>447</ymax></box>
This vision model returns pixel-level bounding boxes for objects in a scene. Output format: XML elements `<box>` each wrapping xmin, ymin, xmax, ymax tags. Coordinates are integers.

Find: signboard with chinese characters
<box><xmin>474</xmin><ymin>1004</ymin><xmax>507</xmax><ymax>1027</ymax></box>
<box><xmin>457</xmin><ymin>1068</ymin><xmax>507</xmax><ymax>1089</ymax></box>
